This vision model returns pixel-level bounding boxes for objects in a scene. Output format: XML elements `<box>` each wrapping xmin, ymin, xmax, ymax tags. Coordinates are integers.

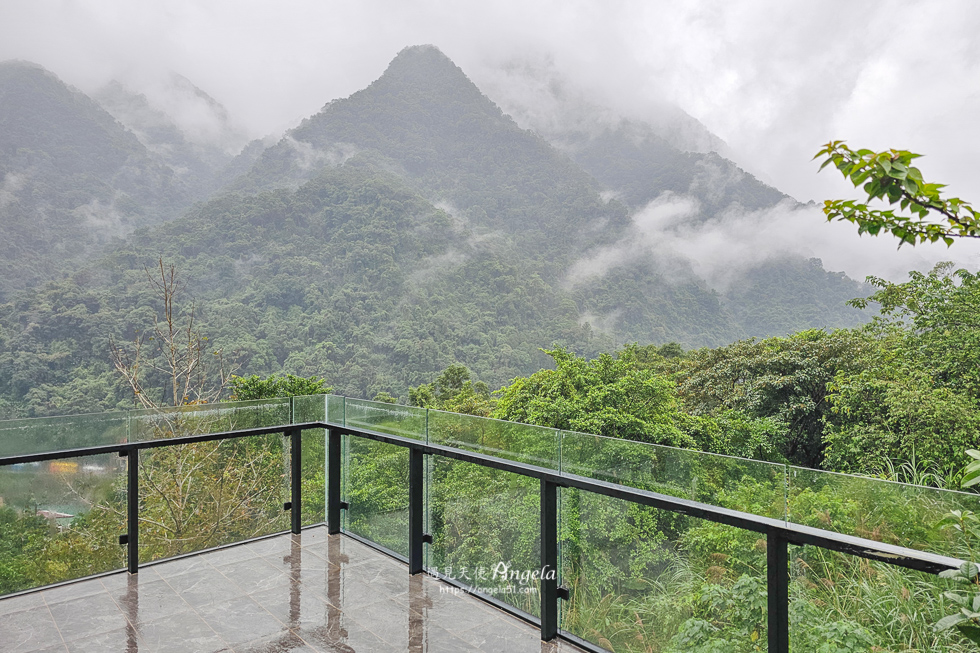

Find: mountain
<box><xmin>552</xmin><ymin>120</ymin><xmax>788</xmax><ymax>215</ymax></box>
<box><xmin>92</xmin><ymin>78</ymin><xmax>241</xmax><ymax>199</ymax></box>
<box><xmin>476</xmin><ymin>67</ymin><xmax>869</xmax><ymax>341</ymax></box>
<box><xmin>234</xmin><ymin>45</ymin><xmax>631</xmax><ymax>261</ymax></box>
<box><xmin>0</xmin><ymin>61</ymin><xmax>206</xmax><ymax>300</ymax></box>
<box><xmin>0</xmin><ymin>47</ymin><xmax>870</xmax><ymax>417</ymax></box>
<box><xmin>231</xmin><ymin>47</ymin><xmax>864</xmax><ymax>338</ymax></box>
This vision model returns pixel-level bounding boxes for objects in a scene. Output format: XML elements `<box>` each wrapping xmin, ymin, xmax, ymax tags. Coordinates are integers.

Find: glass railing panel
<box><xmin>787</xmin><ymin>466</ymin><xmax>979</xmax><ymax>557</ymax></box>
<box><xmin>138</xmin><ymin>432</ymin><xmax>289</xmax><ymax>563</ymax></box>
<box><xmin>344</xmin><ymin>437</ymin><xmax>409</xmax><ymax>557</ymax></box>
<box><xmin>788</xmin><ymin>544</ymin><xmax>968</xmax><ymax>651</ymax></box>
<box><xmin>0</xmin><ymin>453</ymin><xmax>127</xmax><ymax>595</ymax></box>
<box><xmin>426</xmin><ymin>455</ymin><xmax>541</xmax><ymax>617</ymax></box>
<box><xmin>292</xmin><ymin>394</ymin><xmax>327</xmax><ymax>526</ymax></box>
<box><xmin>344</xmin><ymin>398</ymin><xmax>427</xmax><ymax>441</ymax></box>
<box><xmin>559</xmin><ymin>487</ymin><xmax>769</xmax><ymax>651</ymax></box>
<box><xmin>561</xmin><ymin>431</ymin><xmax>788</xmax><ymax>519</ymax></box>
<box><xmin>129</xmin><ymin>398</ymin><xmax>291</xmax><ymax>442</ymax></box>
<box><xmin>428</xmin><ymin>411</ymin><xmax>559</xmax><ymax>469</ymax></box>
<box><xmin>0</xmin><ymin>411</ymin><xmax>131</xmax><ymax>458</ymax></box>
<box><xmin>325</xmin><ymin>394</ymin><xmax>346</xmax><ymax>426</ymax></box>
<box><xmin>340</xmin><ymin>399</ymin><xmax>418</xmax><ymax>550</ymax></box>
<box><xmin>291</xmin><ymin>394</ymin><xmax>326</xmax><ymax>424</ymax></box>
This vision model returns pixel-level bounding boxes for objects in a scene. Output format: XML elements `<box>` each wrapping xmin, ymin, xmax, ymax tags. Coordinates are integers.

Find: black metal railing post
<box><xmin>540</xmin><ymin>478</ymin><xmax>559</xmax><ymax>641</ymax></box>
<box><xmin>327</xmin><ymin>429</ymin><xmax>342</xmax><ymax>534</ymax></box>
<box><xmin>767</xmin><ymin>529</ymin><xmax>789</xmax><ymax>653</ymax></box>
<box><xmin>409</xmin><ymin>446</ymin><xmax>424</xmax><ymax>574</ymax></box>
<box><xmin>289</xmin><ymin>428</ymin><xmax>302</xmax><ymax>534</ymax></box>
<box><xmin>126</xmin><ymin>447</ymin><xmax>139</xmax><ymax>574</ymax></box>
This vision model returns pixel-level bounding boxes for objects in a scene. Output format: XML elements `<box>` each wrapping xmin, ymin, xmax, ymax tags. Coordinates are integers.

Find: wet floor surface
<box><xmin>0</xmin><ymin>527</ymin><xmax>589</xmax><ymax>652</ymax></box>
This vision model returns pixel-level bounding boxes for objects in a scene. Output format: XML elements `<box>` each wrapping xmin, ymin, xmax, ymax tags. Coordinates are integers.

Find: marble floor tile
<box><xmin>197</xmin><ymin>543</ymin><xmax>262</xmax><ymax>568</ymax></box>
<box><xmin>63</xmin><ymin>627</ymin><xmax>141</xmax><ymax>653</ymax></box>
<box><xmin>0</xmin><ymin>527</ymin><xmax>591</xmax><ymax>653</ymax></box>
<box><xmin>98</xmin><ymin>567</ymin><xmax>162</xmax><ymax>592</ymax></box>
<box><xmin>46</xmin><ymin>592</ymin><xmax>130</xmax><ymax>643</ymax></box>
<box><xmin>217</xmin><ymin>558</ymin><xmax>292</xmax><ymax>596</ymax></box>
<box><xmin>137</xmin><ymin>609</ymin><xmax>230</xmax><ymax>653</ymax></box>
<box><xmin>106</xmin><ymin>578</ymin><xmax>190</xmax><ymax>626</ymax></box>
<box><xmin>0</xmin><ymin>591</ymin><xmax>46</xmax><ymax>618</ymax></box>
<box><xmin>194</xmin><ymin>595</ymin><xmax>287</xmax><ymax>646</ymax></box>
<box><xmin>0</xmin><ymin>606</ymin><xmax>65</xmax><ymax>652</ymax></box>
<box><xmin>233</xmin><ymin>629</ymin><xmax>317</xmax><ymax>653</ymax></box>
<box><xmin>160</xmin><ymin>566</ymin><xmax>242</xmax><ymax>609</ymax></box>
<box><xmin>34</xmin><ymin>580</ymin><xmax>106</xmax><ymax>607</ymax></box>
<box><xmin>144</xmin><ymin>552</ymin><xmax>212</xmax><ymax>577</ymax></box>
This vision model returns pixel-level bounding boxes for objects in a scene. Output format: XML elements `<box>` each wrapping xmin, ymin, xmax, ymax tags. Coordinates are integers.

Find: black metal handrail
<box><xmin>0</xmin><ymin>419</ymin><xmax>970</xmax><ymax>653</ymax></box>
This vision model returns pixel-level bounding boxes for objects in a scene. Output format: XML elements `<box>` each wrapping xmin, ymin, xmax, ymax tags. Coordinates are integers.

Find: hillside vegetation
<box><xmin>0</xmin><ymin>46</ymin><xmax>870</xmax><ymax>418</ymax></box>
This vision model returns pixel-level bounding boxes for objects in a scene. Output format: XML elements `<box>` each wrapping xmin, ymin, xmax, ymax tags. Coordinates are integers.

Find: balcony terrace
<box><xmin>1</xmin><ymin>395</ymin><xmax>978</xmax><ymax>652</ymax></box>
<box><xmin>2</xmin><ymin>527</ymin><xmax>585</xmax><ymax>652</ymax></box>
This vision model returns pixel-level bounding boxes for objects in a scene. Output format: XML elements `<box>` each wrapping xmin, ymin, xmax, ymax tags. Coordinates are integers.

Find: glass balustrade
<box><xmin>1</xmin><ymin>394</ymin><xmax>976</xmax><ymax>651</ymax></box>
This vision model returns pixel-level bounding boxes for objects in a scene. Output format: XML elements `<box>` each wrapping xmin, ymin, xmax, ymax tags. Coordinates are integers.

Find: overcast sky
<box><xmin>3</xmin><ymin>0</ymin><xmax>980</xmax><ymax>278</ymax></box>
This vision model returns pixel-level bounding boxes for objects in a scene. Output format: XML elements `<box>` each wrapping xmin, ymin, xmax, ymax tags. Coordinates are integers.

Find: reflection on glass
<box><xmin>0</xmin><ymin>453</ymin><xmax>127</xmax><ymax>595</ymax></box>
<box><xmin>325</xmin><ymin>394</ymin><xmax>346</xmax><ymax>426</ymax></box>
<box><xmin>561</xmin><ymin>430</ymin><xmax>788</xmax><ymax>519</ymax></box>
<box><xmin>427</xmin><ymin>455</ymin><xmax>541</xmax><ymax>617</ymax></box>
<box><xmin>345</xmin><ymin>437</ymin><xmax>410</xmax><ymax>556</ymax></box>
<box><xmin>130</xmin><ymin>399</ymin><xmax>290</xmax><ymax>442</ymax></box>
<box><xmin>0</xmin><ymin>411</ymin><xmax>130</xmax><ymax>458</ymax></box>
<box><xmin>788</xmin><ymin>466</ymin><xmax>980</xmax><ymax>557</ymax></box>
<box><xmin>560</xmin><ymin>489</ymin><xmax>769</xmax><ymax>651</ymax></box>
<box><xmin>787</xmin><ymin>543</ymin><xmax>968</xmax><ymax>651</ymax></box>
<box><xmin>428</xmin><ymin>410</ymin><xmax>558</xmax><ymax>468</ymax></box>
<box><xmin>293</xmin><ymin>395</ymin><xmax>327</xmax><ymax>526</ymax></box>
<box><xmin>138</xmin><ymin>433</ymin><xmax>289</xmax><ymax>563</ymax></box>
<box><xmin>345</xmin><ymin>398</ymin><xmax>427</xmax><ymax>441</ymax></box>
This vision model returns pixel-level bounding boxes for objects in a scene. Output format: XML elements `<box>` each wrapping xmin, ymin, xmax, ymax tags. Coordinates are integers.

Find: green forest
<box><xmin>1</xmin><ymin>45</ymin><xmax>980</xmax><ymax>652</ymax></box>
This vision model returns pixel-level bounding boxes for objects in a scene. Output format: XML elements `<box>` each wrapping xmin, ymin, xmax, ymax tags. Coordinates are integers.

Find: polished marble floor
<box><xmin>0</xmin><ymin>527</ymin><xmax>588</xmax><ymax>653</ymax></box>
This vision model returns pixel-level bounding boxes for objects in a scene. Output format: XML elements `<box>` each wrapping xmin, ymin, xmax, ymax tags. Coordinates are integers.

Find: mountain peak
<box><xmin>368</xmin><ymin>45</ymin><xmax>484</xmax><ymax>103</ymax></box>
<box><xmin>385</xmin><ymin>45</ymin><xmax>459</xmax><ymax>77</ymax></box>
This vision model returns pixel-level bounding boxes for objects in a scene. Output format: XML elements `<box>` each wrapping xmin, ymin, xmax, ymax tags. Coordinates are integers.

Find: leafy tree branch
<box><xmin>814</xmin><ymin>141</ymin><xmax>980</xmax><ymax>246</ymax></box>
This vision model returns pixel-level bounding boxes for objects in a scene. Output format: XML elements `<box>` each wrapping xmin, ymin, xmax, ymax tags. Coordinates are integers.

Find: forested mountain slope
<box><xmin>549</xmin><ymin>119</ymin><xmax>787</xmax><ymax>215</ymax></box>
<box><xmin>234</xmin><ymin>45</ymin><xmax>630</xmax><ymax>261</ymax></box>
<box><xmin>92</xmin><ymin>77</ymin><xmax>243</xmax><ymax>201</ymax></box>
<box><xmin>0</xmin><ymin>46</ymin><xmax>869</xmax><ymax>417</ymax></box>
<box><xmin>0</xmin><ymin>62</ymin><xmax>206</xmax><ymax>300</ymax></box>
<box><xmin>0</xmin><ymin>166</ymin><xmax>612</xmax><ymax>416</ymax></box>
<box><xmin>233</xmin><ymin>46</ymin><xmax>867</xmax><ymax>338</ymax></box>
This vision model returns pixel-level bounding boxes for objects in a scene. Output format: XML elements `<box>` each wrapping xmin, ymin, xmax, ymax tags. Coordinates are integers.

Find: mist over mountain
<box><xmin>0</xmin><ymin>45</ymin><xmax>870</xmax><ymax>417</ymax></box>
<box><xmin>234</xmin><ymin>46</ymin><xmax>628</xmax><ymax>258</ymax></box>
<box><xmin>92</xmin><ymin>77</ymin><xmax>245</xmax><ymax>195</ymax></box>
<box><xmin>232</xmin><ymin>45</ymin><xmax>867</xmax><ymax>331</ymax></box>
<box><xmin>0</xmin><ymin>61</ymin><xmax>222</xmax><ymax>300</ymax></box>
<box><xmin>554</xmin><ymin>121</ymin><xmax>787</xmax><ymax>215</ymax></box>
<box><xmin>473</xmin><ymin>57</ymin><xmax>731</xmax><ymax>158</ymax></box>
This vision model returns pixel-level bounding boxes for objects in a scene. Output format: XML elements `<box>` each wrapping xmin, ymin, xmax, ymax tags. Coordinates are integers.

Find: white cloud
<box><xmin>1</xmin><ymin>0</ymin><xmax>978</xmax><ymax>279</ymax></box>
<box><xmin>567</xmin><ymin>192</ymin><xmax>980</xmax><ymax>289</ymax></box>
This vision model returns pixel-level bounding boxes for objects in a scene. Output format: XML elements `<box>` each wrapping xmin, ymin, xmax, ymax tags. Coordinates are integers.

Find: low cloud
<box><xmin>0</xmin><ymin>171</ymin><xmax>26</xmax><ymax>210</ymax></box>
<box><xmin>475</xmin><ymin>56</ymin><xmax>729</xmax><ymax>155</ymax></box>
<box><xmin>73</xmin><ymin>196</ymin><xmax>129</xmax><ymax>237</ymax></box>
<box><xmin>578</xmin><ymin>309</ymin><xmax>623</xmax><ymax>334</ymax></box>
<box><xmin>566</xmin><ymin>192</ymin><xmax>980</xmax><ymax>291</ymax></box>
<box><xmin>2</xmin><ymin>1</ymin><xmax>977</xmax><ymax>206</ymax></box>
<box><xmin>283</xmin><ymin>137</ymin><xmax>358</xmax><ymax>171</ymax></box>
